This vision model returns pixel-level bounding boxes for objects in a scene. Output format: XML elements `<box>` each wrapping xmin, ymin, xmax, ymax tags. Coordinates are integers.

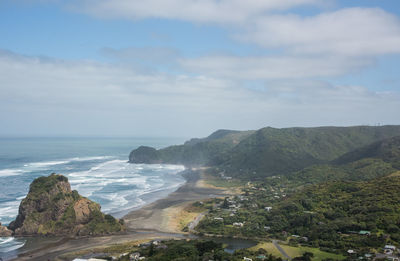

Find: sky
<box><xmin>0</xmin><ymin>0</ymin><xmax>400</xmax><ymax>137</ymax></box>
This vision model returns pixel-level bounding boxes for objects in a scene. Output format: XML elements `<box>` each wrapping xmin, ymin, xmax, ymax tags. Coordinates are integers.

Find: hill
<box><xmin>8</xmin><ymin>173</ymin><xmax>125</xmax><ymax>236</ymax></box>
<box><xmin>129</xmin><ymin>129</ymin><xmax>255</xmax><ymax>166</ymax></box>
<box><xmin>129</xmin><ymin>125</ymin><xmax>400</xmax><ymax>180</ymax></box>
<box><xmin>265</xmin><ymin>176</ymin><xmax>400</xmax><ymax>252</ymax></box>
<box><xmin>197</xmin><ymin>175</ymin><xmax>400</xmax><ymax>254</ymax></box>
<box><xmin>288</xmin><ymin>135</ymin><xmax>400</xmax><ymax>184</ymax></box>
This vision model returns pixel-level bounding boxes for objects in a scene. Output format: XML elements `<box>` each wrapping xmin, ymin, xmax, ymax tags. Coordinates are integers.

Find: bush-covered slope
<box><xmin>129</xmin><ymin>129</ymin><xmax>255</xmax><ymax>166</ymax></box>
<box><xmin>220</xmin><ymin>126</ymin><xmax>400</xmax><ymax>179</ymax></box>
<box><xmin>264</xmin><ymin>176</ymin><xmax>400</xmax><ymax>251</ymax></box>
<box><xmin>129</xmin><ymin>125</ymin><xmax>400</xmax><ymax>180</ymax></box>
<box><xmin>288</xmin><ymin>135</ymin><xmax>400</xmax><ymax>184</ymax></box>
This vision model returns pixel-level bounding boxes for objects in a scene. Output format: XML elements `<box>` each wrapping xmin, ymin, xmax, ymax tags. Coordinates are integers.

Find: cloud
<box><xmin>1</xmin><ymin>50</ymin><xmax>399</xmax><ymax>136</ymax></box>
<box><xmin>238</xmin><ymin>8</ymin><xmax>400</xmax><ymax>56</ymax></box>
<box><xmin>179</xmin><ymin>54</ymin><xmax>373</xmax><ymax>80</ymax></box>
<box><xmin>71</xmin><ymin>0</ymin><xmax>324</xmax><ymax>24</ymax></box>
<box><xmin>68</xmin><ymin>1</ymin><xmax>400</xmax><ymax>58</ymax></box>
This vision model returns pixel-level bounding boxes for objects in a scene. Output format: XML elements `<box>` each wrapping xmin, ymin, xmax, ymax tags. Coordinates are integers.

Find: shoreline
<box><xmin>8</xmin><ymin>168</ymin><xmax>233</xmax><ymax>261</ymax></box>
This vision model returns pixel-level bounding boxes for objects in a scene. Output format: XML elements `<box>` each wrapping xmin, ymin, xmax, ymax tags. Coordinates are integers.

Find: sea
<box><xmin>0</xmin><ymin>137</ymin><xmax>186</xmax><ymax>259</ymax></box>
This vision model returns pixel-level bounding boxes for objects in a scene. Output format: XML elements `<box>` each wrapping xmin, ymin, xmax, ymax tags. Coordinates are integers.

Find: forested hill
<box><xmin>129</xmin><ymin>129</ymin><xmax>255</xmax><ymax>166</ymax></box>
<box><xmin>287</xmin><ymin>135</ymin><xmax>400</xmax><ymax>184</ymax></box>
<box><xmin>129</xmin><ymin>125</ymin><xmax>400</xmax><ymax>180</ymax></box>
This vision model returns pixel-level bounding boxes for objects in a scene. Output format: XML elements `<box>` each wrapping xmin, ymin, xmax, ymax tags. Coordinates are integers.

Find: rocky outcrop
<box><xmin>129</xmin><ymin>146</ymin><xmax>161</xmax><ymax>164</ymax></box>
<box><xmin>8</xmin><ymin>173</ymin><xmax>124</xmax><ymax>236</ymax></box>
<box><xmin>0</xmin><ymin>222</ymin><xmax>12</xmax><ymax>236</ymax></box>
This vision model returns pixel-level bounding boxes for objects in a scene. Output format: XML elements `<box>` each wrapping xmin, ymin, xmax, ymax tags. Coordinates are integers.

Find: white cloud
<box><xmin>238</xmin><ymin>8</ymin><xmax>400</xmax><ymax>56</ymax></box>
<box><xmin>72</xmin><ymin>0</ymin><xmax>324</xmax><ymax>24</ymax></box>
<box><xmin>1</xmin><ymin>50</ymin><xmax>399</xmax><ymax>136</ymax></box>
<box><xmin>179</xmin><ymin>54</ymin><xmax>373</xmax><ymax>80</ymax></box>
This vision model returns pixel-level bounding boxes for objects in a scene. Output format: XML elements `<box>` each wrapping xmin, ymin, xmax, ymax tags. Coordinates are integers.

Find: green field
<box><xmin>251</xmin><ymin>242</ymin><xmax>345</xmax><ymax>260</ymax></box>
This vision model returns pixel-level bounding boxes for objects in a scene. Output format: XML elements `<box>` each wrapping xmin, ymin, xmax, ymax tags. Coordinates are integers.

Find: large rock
<box><xmin>129</xmin><ymin>146</ymin><xmax>161</xmax><ymax>164</ymax></box>
<box><xmin>8</xmin><ymin>173</ymin><xmax>124</xmax><ymax>236</ymax></box>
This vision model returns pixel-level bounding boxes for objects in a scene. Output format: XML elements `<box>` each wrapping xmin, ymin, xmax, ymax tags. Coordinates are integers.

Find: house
<box><xmin>156</xmin><ymin>244</ymin><xmax>168</xmax><ymax>250</ymax></box>
<box><xmin>264</xmin><ymin>226</ymin><xmax>271</xmax><ymax>231</ymax></box>
<box><xmin>243</xmin><ymin>257</ymin><xmax>253</xmax><ymax>261</ymax></box>
<box><xmin>264</xmin><ymin>207</ymin><xmax>272</xmax><ymax>211</ymax></box>
<box><xmin>347</xmin><ymin>249</ymin><xmax>356</xmax><ymax>254</ymax></box>
<box><xmin>359</xmin><ymin>230</ymin><xmax>371</xmax><ymax>236</ymax></box>
<box><xmin>214</xmin><ymin>217</ymin><xmax>224</xmax><ymax>221</ymax></box>
<box><xmin>233</xmin><ymin>222</ymin><xmax>244</xmax><ymax>227</ymax></box>
<box><xmin>385</xmin><ymin>245</ymin><xmax>397</xmax><ymax>250</ymax></box>
<box><xmin>130</xmin><ymin>252</ymin><xmax>141</xmax><ymax>261</ymax></box>
<box><xmin>384</xmin><ymin>249</ymin><xmax>394</xmax><ymax>255</ymax></box>
<box><xmin>364</xmin><ymin>254</ymin><xmax>372</xmax><ymax>259</ymax></box>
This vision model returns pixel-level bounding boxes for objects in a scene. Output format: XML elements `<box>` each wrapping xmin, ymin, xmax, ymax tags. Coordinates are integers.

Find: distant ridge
<box><xmin>129</xmin><ymin>125</ymin><xmax>400</xmax><ymax>180</ymax></box>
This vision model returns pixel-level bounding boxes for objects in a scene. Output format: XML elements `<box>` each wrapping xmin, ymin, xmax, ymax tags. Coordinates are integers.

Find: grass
<box><xmin>250</xmin><ymin>242</ymin><xmax>285</xmax><ymax>258</ymax></box>
<box><xmin>389</xmin><ymin>170</ymin><xmax>400</xmax><ymax>177</ymax></box>
<box><xmin>250</xmin><ymin>242</ymin><xmax>345</xmax><ymax>260</ymax></box>
<box><xmin>166</xmin><ymin>202</ymin><xmax>207</xmax><ymax>231</ymax></box>
<box><xmin>201</xmin><ymin>173</ymin><xmax>245</xmax><ymax>191</ymax></box>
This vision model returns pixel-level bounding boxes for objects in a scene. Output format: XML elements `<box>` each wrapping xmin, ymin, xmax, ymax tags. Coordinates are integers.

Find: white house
<box><xmin>385</xmin><ymin>245</ymin><xmax>397</xmax><ymax>250</ymax></box>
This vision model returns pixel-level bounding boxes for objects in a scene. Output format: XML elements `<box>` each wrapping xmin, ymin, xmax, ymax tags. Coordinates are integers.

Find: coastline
<box><xmin>8</xmin><ymin>168</ymin><xmax>233</xmax><ymax>261</ymax></box>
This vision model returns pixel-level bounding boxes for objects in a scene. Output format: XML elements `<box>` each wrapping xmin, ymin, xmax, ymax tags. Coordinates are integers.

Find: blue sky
<box><xmin>0</xmin><ymin>0</ymin><xmax>400</xmax><ymax>137</ymax></box>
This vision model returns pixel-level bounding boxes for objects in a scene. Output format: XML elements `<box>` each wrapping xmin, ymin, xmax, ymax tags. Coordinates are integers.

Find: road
<box><xmin>188</xmin><ymin>211</ymin><xmax>208</xmax><ymax>232</ymax></box>
<box><xmin>273</xmin><ymin>240</ymin><xmax>291</xmax><ymax>260</ymax></box>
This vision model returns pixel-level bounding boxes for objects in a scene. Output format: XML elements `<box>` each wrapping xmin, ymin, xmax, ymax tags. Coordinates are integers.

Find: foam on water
<box><xmin>0</xmin><ymin>137</ymin><xmax>186</xmax><ymax>256</ymax></box>
<box><xmin>0</xmin><ymin>156</ymin><xmax>116</xmax><ymax>178</ymax></box>
<box><xmin>0</xmin><ymin>237</ymin><xmax>26</xmax><ymax>255</ymax></box>
<box><xmin>66</xmin><ymin>160</ymin><xmax>185</xmax><ymax>214</ymax></box>
<box><xmin>0</xmin><ymin>169</ymin><xmax>24</xmax><ymax>177</ymax></box>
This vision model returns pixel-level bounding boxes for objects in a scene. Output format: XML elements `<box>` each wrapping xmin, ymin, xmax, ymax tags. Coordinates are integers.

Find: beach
<box><xmin>9</xmin><ymin>169</ymin><xmax>233</xmax><ymax>261</ymax></box>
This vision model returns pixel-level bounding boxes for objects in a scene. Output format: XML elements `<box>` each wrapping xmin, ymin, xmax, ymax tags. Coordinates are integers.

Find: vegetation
<box><xmin>129</xmin><ymin>129</ymin><xmax>255</xmax><ymax>166</ymax></box>
<box><xmin>196</xmin><ymin>175</ymin><xmax>400</xmax><ymax>255</ymax></box>
<box><xmin>130</xmin><ymin>125</ymin><xmax>400</xmax><ymax>180</ymax></box>
<box><xmin>112</xmin><ymin>239</ymin><xmax>285</xmax><ymax>261</ymax></box>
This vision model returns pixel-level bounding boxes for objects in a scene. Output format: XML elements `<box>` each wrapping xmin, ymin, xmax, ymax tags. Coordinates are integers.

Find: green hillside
<box><xmin>129</xmin><ymin>129</ymin><xmax>255</xmax><ymax>166</ymax></box>
<box><xmin>288</xmin><ymin>135</ymin><xmax>400</xmax><ymax>184</ymax></box>
<box><xmin>265</xmin><ymin>176</ymin><xmax>400</xmax><ymax>252</ymax></box>
<box><xmin>220</xmin><ymin>126</ymin><xmax>400</xmax><ymax>179</ymax></box>
<box><xmin>197</xmin><ymin>175</ymin><xmax>400</xmax><ymax>254</ymax></box>
<box><xmin>129</xmin><ymin>125</ymin><xmax>400</xmax><ymax>180</ymax></box>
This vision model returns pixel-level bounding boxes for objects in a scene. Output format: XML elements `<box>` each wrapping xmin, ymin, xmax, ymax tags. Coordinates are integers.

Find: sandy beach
<box><xmin>10</xmin><ymin>169</ymin><xmax>233</xmax><ymax>261</ymax></box>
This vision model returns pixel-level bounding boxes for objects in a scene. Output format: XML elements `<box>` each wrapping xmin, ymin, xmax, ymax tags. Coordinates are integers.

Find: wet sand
<box><xmin>10</xmin><ymin>169</ymin><xmax>230</xmax><ymax>261</ymax></box>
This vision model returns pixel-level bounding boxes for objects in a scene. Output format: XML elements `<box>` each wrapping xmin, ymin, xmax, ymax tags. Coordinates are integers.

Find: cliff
<box><xmin>8</xmin><ymin>173</ymin><xmax>124</xmax><ymax>236</ymax></box>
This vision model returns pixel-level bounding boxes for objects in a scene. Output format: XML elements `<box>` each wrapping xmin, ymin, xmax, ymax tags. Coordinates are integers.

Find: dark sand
<box><xmin>10</xmin><ymin>169</ymin><xmax>229</xmax><ymax>261</ymax></box>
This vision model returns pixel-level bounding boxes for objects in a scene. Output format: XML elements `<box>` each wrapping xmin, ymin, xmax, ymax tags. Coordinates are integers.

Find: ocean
<box><xmin>0</xmin><ymin>137</ymin><xmax>186</xmax><ymax>258</ymax></box>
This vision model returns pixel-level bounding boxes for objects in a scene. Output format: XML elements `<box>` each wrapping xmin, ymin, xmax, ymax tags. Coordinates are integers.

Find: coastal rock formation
<box><xmin>129</xmin><ymin>146</ymin><xmax>161</xmax><ymax>164</ymax></box>
<box><xmin>0</xmin><ymin>222</ymin><xmax>12</xmax><ymax>236</ymax></box>
<box><xmin>8</xmin><ymin>173</ymin><xmax>124</xmax><ymax>236</ymax></box>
